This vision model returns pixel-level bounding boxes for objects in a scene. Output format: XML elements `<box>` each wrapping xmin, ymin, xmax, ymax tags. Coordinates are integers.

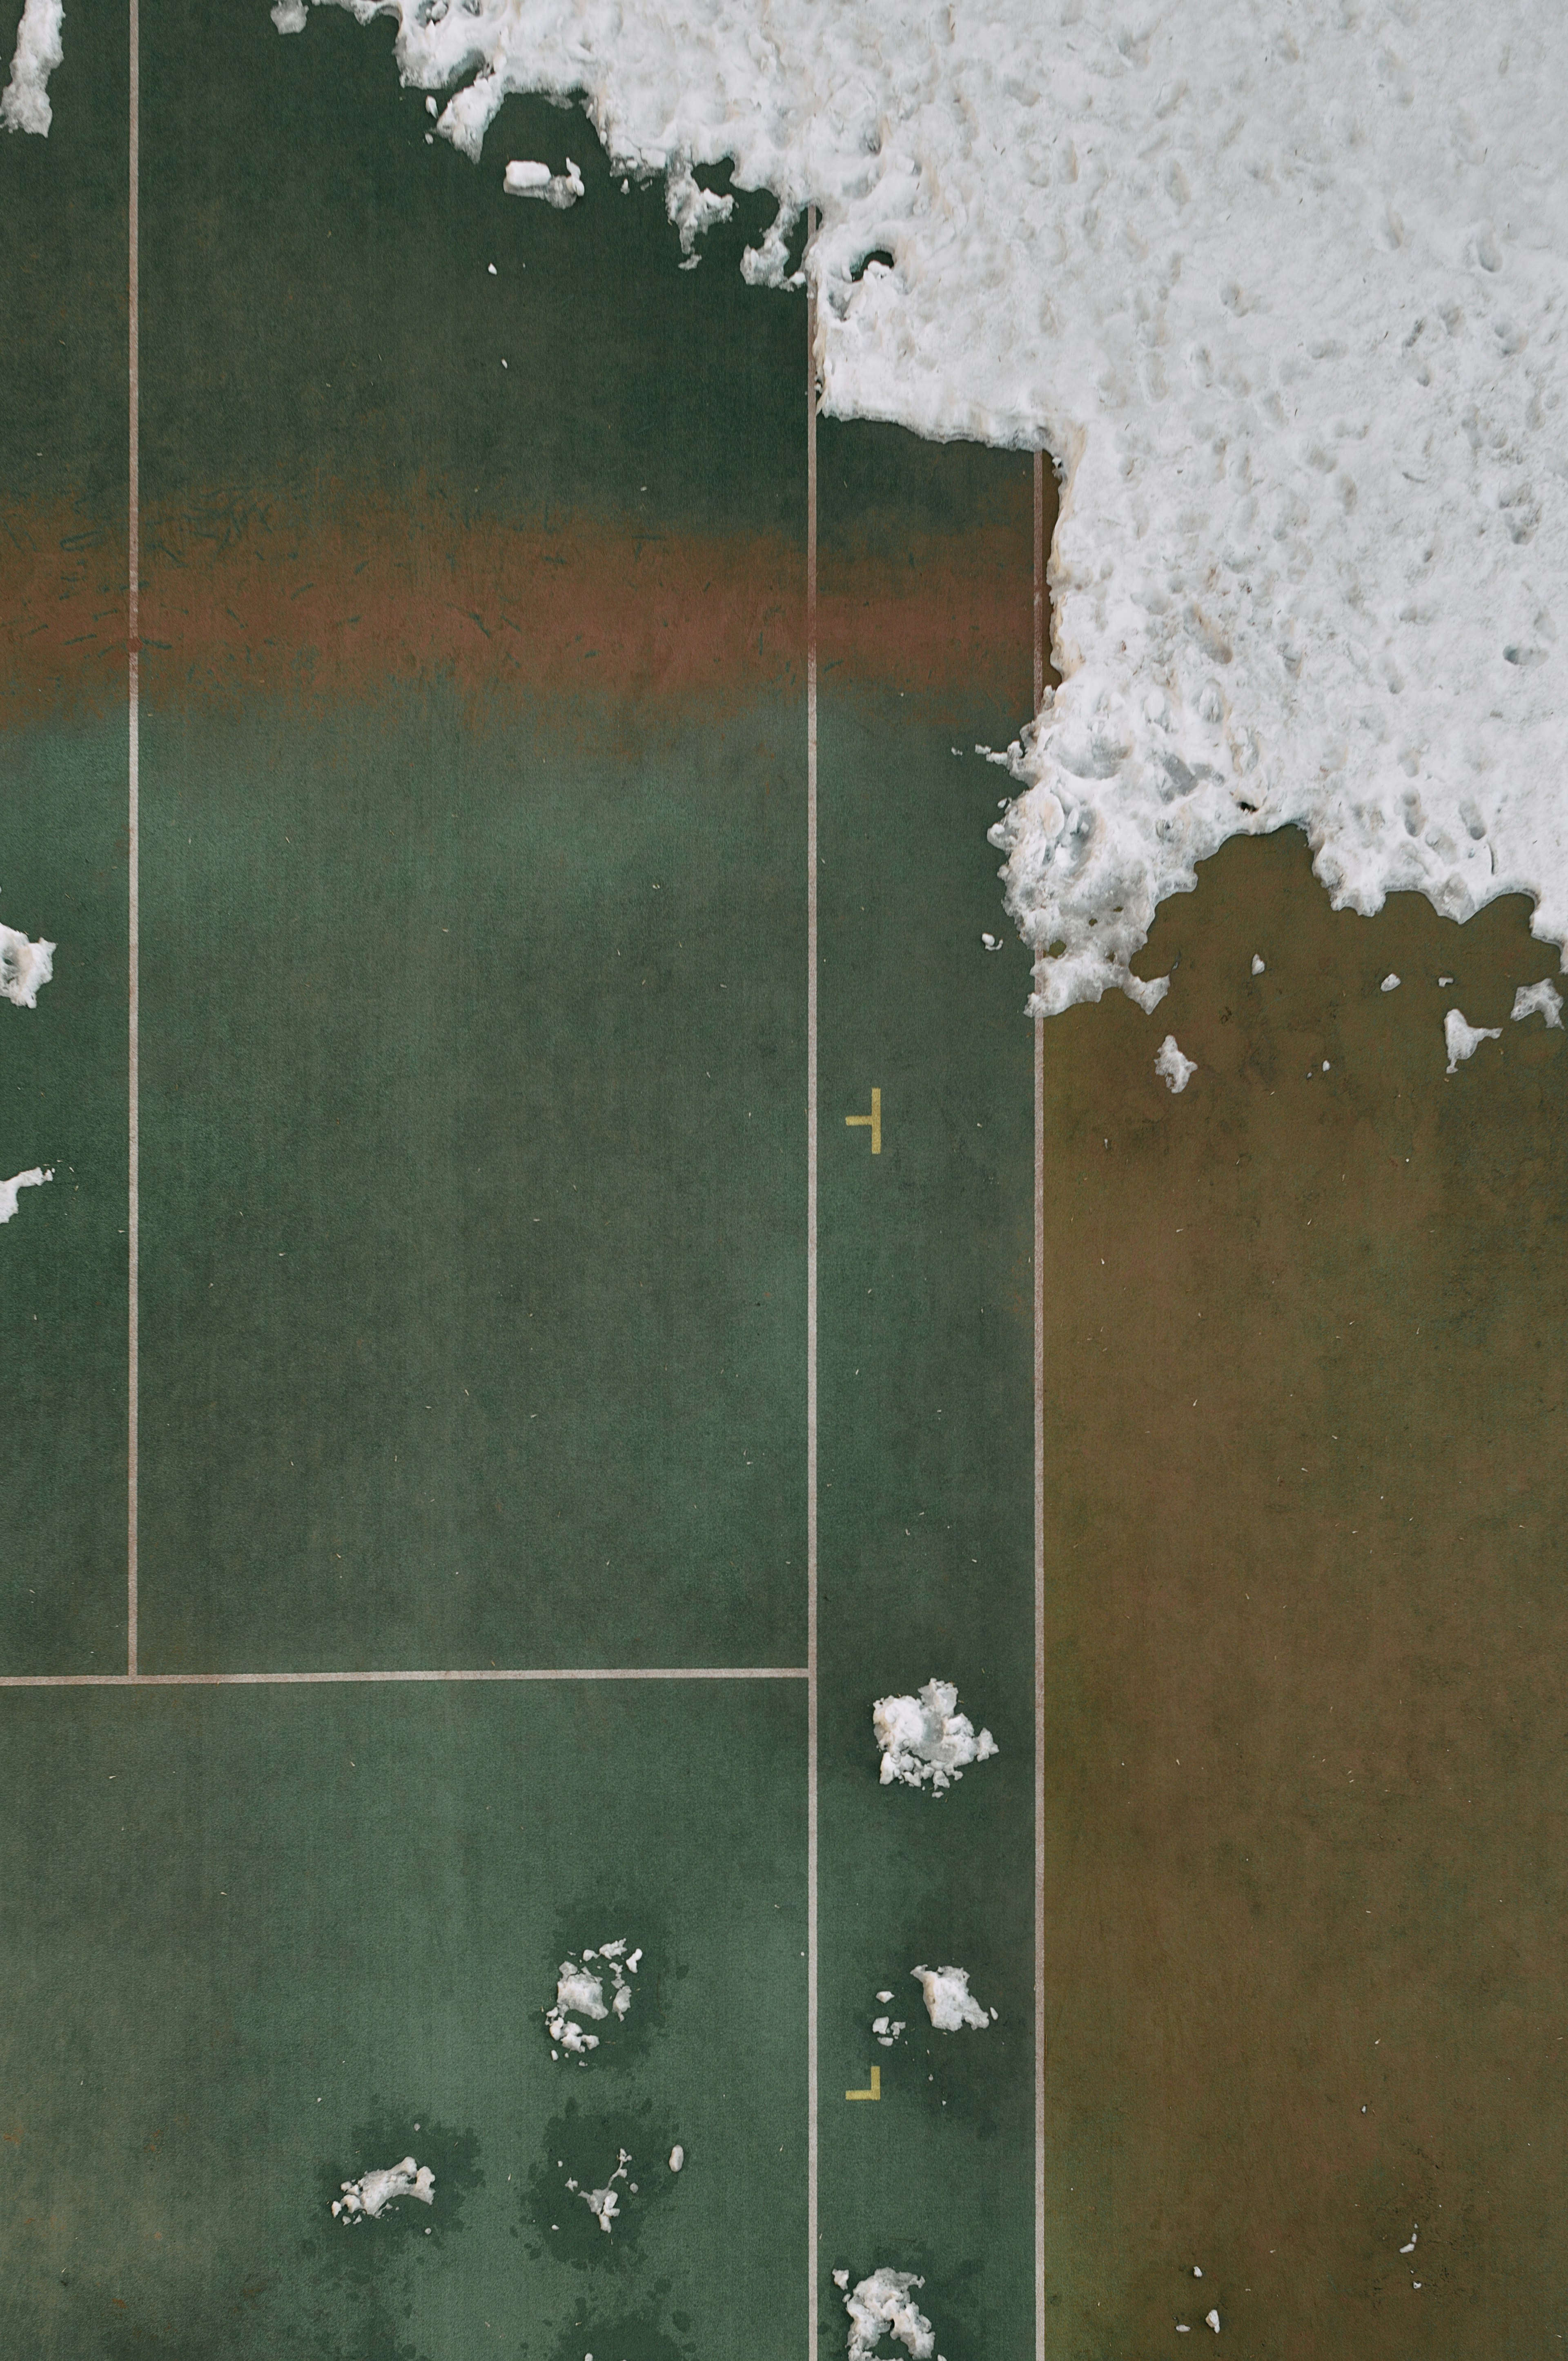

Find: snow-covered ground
<box><xmin>260</xmin><ymin>0</ymin><xmax>1568</xmax><ymax>1018</ymax></box>
<box><xmin>873</xmin><ymin>1679</ymin><xmax>997</xmax><ymax>1793</ymax></box>
<box><xmin>18</xmin><ymin>2</ymin><xmax>1568</xmax><ymax>1022</ymax></box>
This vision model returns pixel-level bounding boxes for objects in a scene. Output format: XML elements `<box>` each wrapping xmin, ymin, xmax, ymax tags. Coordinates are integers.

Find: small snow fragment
<box><xmin>1205</xmin><ymin>2310</ymin><xmax>1220</xmax><ymax>2332</ymax></box>
<box><xmin>1155</xmin><ymin>1035</ymin><xmax>1196</xmax><ymax>1094</ymax></box>
<box><xmin>580</xmin><ymin>2147</ymin><xmax>631</xmax><ymax>2233</ymax></box>
<box><xmin>833</xmin><ymin>2269</ymin><xmax>851</xmax><ymax>2290</ymax></box>
<box><xmin>1438</xmin><ymin>975</ymin><xmax>1454</xmax><ymax>987</ymax></box>
<box><xmin>270</xmin><ymin>0</ymin><xmax>308</xmax><ymax>28</ymax></box>
<box><xmin>1444</xmin><ymin>1007</ymin><xmax>1501</xmax><ymax>1074</ymax></box>
<box><xmin>487</xmin><ymin>261</ymin><xmax>497</xmax><ymax>273</ymax></box>
<box><xmin>912</xmin><ymin>1964</ymin><xmax>991</xmax><ymax>2032</ymax></box>
<box><xmin>842</xmin><ymin>2267</ymin><xmax>944</xmax><ymax>2361</ymax></box>
<box><xmin>1322</xmin><ymin>1060</ymin><xmax>1330</xmax><ymax>1071</ymax></box>
<box><xmin>1251</xmin><ymin>956</ymin><xmax>1265</xmax><ymax>976</ymax></box>
<box><xmin>876</xmin><ymin>1991</ymin><xmax>893</xmax><ymax>2004</ymax></box>
<box><xmin>981</xmin><ymin>933</ymin><xmax>1001</xmax><ymax>950</ymax></box>
<box><xmin>1512</xmin><ymin>978</ymin><xmax>1564</xmax><ymax>1028</ymax></box>
<box><xmin>873</xmin><ymin>1678</ymin><xmax>997</xmax><ymax>1793</ymax></box>
<box><xmin>335</xmin><ymin>2156</ymin><xmax>434</xmax><ymax>2220</ymax></box>
<box><xmin>0</xmin><ymin>1167</ymin><xmax>51</xmax><ymax>1225</ymax></box>
<box><xmin>425</xmin><ymin>95</ymin><xmax>437</xmax><ymax>115</ymax></box>
<box><xmin>0</xmin><ymin>923</ymin><xmax>55</xmax><ymax>1008</ymax></box>
<box><xmin>668</xmin><ymin>2145</ymin><xmax>684</xmax><ymax>2172</ymax></box>
<box><xmin>1381</xmin><ymin>973</ymin><xmax>1401</xmax><ymax>992</ymax></box>
<box><xmin>1400</xmin><ymin>2225</ymin><xmax>1417</xmax><ymax>2254</ymax></box>
<box><xmin>505</xmin><ymin>156</ymin><xmax>584</xmax><ymax>207</ymax></box>
<box><xmin>1176</xmin><ymin>2328</ymin><xmax>1190</xmax><ymax>2335</ymax></box>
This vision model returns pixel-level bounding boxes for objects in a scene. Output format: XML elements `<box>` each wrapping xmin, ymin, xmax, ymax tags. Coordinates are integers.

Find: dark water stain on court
<box><xmin>539</xmin><ymin>2308</ymin><xmax>691</xmax><ymax>2361</ymax></box>
<box><xmin>1040</xmin><ymin>826</ymin><xmax>1568</xmax><ymax>2360</ymax></box>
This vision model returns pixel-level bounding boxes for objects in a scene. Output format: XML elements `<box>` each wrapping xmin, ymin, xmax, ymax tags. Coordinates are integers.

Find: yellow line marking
<box><xmin>845</xmin><ymin>2067</ymin><xmax>881</xmax><ymax>2101</ymax></box>
<box><xmin>844</xmin><ymin>1087</ymin><xmax>882</xmax><ymax>1154</ymax></box>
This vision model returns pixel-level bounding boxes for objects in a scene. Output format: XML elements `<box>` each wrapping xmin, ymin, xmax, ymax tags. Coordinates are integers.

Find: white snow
<box><xmin>270</xmin><ymin>0</ymin><xmax>1568</xmax><ymax>1023</ymax></box>
<box><xmin>0</xmin><ymin>924</ymin><xmax>55</xmax><ymax>1009</ymax></box>
<box><xmin>1382</xmin><ymin>973</ymin><xmax>1402</xmax><ymax>992</ymax></box>
<box><xmin>546</xmin><ymin>1940</ymin><xmax>639</xmax><ymax>2054</ymax></box>
<box><xmin>1512</xmin><ymin>977</ymin><xmax>1564</xmax><ymax>1026</ymax></box>
<box><xmin>872</xmin><ymin>2011</ymin><xmax>906</xmax><ymax>2047</ymax></box>
<box><xmin>873</xmin><ymin>1679</ymin><xmax>997</xmax><ymax>1794</ymax></box>
<box><xmin>1444</xmin><ymin>1006</ymin><xmax>1501</xmax><ymax>1072</ymax></box>
<box><xmin>333</xmin><ymin>2156</ymin><xmax>434</xmax><ymax>2219</ymax></box>
<box><xmin>504</xmin><ymin>155</ymin><xmax>584</xmax><ymax>207</ymax></box>
<box><xmin>1155</xmin><ymin>1036</ymin><xmax>1196</xmax><ymax>1094</ymax></box>
<box><xmin>1</xmin><ymin>0</ymin><xmax>64</xmax><ymax>137</ymax></box>
<box><xmin>1250</xmin><ymin>956</ymin><xmax>1265</xmax><ymax>977</ymax></box>
<box><xmin>842</xmin><ymin>2268</ymin><xmax>945</xmax><ymax>2361</ymax></box>
<box><xmin>0</xmin><ymin>1167</ymin><xmax>51</xmax><ymax>1226</ymax></box>
<box><xmin>668</xmin><ymin>2144</ymin><xmax>684</xmax><ymax>2172</ymax></box>
<box><xmin>912</xmin><ymin>1963</ymin><xmax>993</xmax><ymax>2033</ymax></box>
<box><xmin>566</xmin><ymin>2146</ymin><xmax>631</xmax><ymax>2233</ymax></box>
<box><xmin>1205</xmin><ymin>2310</ymin><xmax>1221</xmax><ymax>2333</ymax></box>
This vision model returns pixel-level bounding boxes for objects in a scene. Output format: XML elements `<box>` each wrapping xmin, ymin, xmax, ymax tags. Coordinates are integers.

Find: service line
<box><xmin>0</xmin><ymin>1666</ymin><xmax>809</xmax><ymax>1689</ymax></box>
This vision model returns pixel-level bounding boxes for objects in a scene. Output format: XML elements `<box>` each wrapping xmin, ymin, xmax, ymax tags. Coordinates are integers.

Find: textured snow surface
<box><xmin>873</xmin><ymin>1678</ymin><xmax>997</xmax><ymax>1793</ymax></box>
<box><xmin>333</xmin><ymin>2156</ymin><xmax>434</xmax><ymax>2219</ymax></box>
<box><xmin>1512</xmin><ymin>976</ymin><xmax>1564</xmax><ymax>1027</ymax></box>
<box><xmin>0</xmin><ymin>923</ymin><xmax>55</xmax><ymax>1009</ymax></box>
<box><xmin>1</xmin><ymin>0</ymin><xmax>64</xmax><ymax>136</ymax></box>
<box><xmin>270</xmin><ymin>0</ymin><xmax>1568</xmax><ymax>1014</ymax></box>
<box><xmin>0</xmin><ymin>1167</ymin><xmax>51</xmax><ymax>1225</ymax></box>
<box><xmin>1154</xmin><ymin>1034</ymin><xmax>1196</xmax><ymax>1093</ymax></box>
<box><xmin>840</xmin><ymin>2268</ymin><xmax>945</xmax><ymax>2361</ymax></box>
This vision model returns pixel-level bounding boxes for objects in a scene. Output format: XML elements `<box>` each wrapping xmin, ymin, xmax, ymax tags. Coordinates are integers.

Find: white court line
<box><xmin>0</xmin><ymin>1665</ymin><xmax>808</xmax><ymax>1689</ymax></box>
<box><xmin>804</xmin><ymin>205</ymin><xmax>821</xmax><ymax>2361</ymax></box>
<box><xmin>126</xmin><ymin>0</ymin><xmax>141</xmax><ymax>1682</ymax></box>
<box><xmin>1033</xmin><ymin>446</ymin><xmax>1048</xmax><ymax>2361</ymax></box>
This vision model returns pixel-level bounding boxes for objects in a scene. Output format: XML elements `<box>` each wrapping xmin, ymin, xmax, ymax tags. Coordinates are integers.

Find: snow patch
<box><xmin>841</xmin><ymin>2268</ymin><xmax>945</xmax><ymax>2361</ymax></box>
<box><xmin>1</xmin><ymin>0</ymin><xmax>64</xmax><ymax>136</ymax></box>
<box><xmin>1512</xmin><ymin>978</ymin><xmax>1564</xmax><ymax>1028</ymax></box>
<box><xmin>546</xmin><ymin>1939</ymin><xmax>641</xmax><ymax>2056</ymax></box>
<box><xmin>912</xmin><ymin>1963</ymin><xmax>993</xmax><ymax>2033</ymax></box>
<box><xmin>0</xmin><ymin>924</ymin><xmax>55</xmax><ymax>1009</ymax></box>
<box><xmin>1155</xmin><ymin>1036</ymin><xmax>1196</xmax><ymax>1094</ymax></box>
<box><xmin>333</xmin><ymin>2156</ymin><xmax>434</xmax><ymax>2220</ymax></box>
<box><xmin>271</xmin><ymin>0</ymin><xmax>1568</xmax><ymax>1020</ymax></box>
<box><xmin>873</xmin><ymin>1679</ymin><xmax>997</xmax><ymax>1794</ymax></box>
<box><xmin>1444</xmin><ymin>1007</ymin><xmax>1501</xmax><ymax>1074</ymax></box>
<box><xmin>1381</xmin><ymin>973</ymin><xmax>1401</xmax><ymax>993</ymax></box>
<box><xmin>504</xmin><ymin>156</ymin><xmax>584</xmax><ymax>208</ymax></box>
<box><xmin>0</xmin><ymin>1167</ymin><xmax>51</xmax><ymax>1226</ymax></box>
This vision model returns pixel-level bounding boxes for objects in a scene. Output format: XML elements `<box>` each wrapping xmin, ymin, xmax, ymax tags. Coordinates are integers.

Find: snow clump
<box><xmin>873</xmin><ymin>1679</ymin><xmax>997</xmax><ymax>1794</ymax></box>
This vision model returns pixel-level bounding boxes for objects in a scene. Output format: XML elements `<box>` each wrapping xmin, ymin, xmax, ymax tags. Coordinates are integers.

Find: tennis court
<box><xmin>0</xmin><ymin>5</ymin><xmax>1043</xmax><ymax>2354</ymax></box>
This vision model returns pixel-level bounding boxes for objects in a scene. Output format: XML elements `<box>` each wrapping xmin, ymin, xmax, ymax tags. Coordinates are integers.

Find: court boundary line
<box><xmin>0</xmin><ymin>1666</ymin><xmax>808</xmax><ymax>1689</ymax></box>
<box><xmin>1033</xmin><ymin>446</ymin><xmax>1048</xmax><ymax>2361</ymax></box>
<box><xmin>805</xmin><ymin>206</ymin><xmax>821</xmax><ymax>2361</ymax></box>
<box><xmin>127</xmin><ymin>0</ymin><xmax>141</xmax><ymax>1681</ymax></box>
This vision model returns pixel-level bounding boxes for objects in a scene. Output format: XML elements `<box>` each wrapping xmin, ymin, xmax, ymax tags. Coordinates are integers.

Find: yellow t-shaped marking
<box><xmin>845</xmin><ymin>1088</ymin><xmax>882</xmax><ymax>1154</ymax></box>
<box><xmin>845</xmin><ymin>2067</ymin><xmax>882</xmax><ymax>2101</ymax></box>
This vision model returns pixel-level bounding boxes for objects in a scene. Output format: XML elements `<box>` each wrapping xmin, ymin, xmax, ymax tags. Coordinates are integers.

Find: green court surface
<box><xmin>0</xmin><ymin>1679</ymin><xmax>806</xmax><ymax>2359</ymax></box>
<box><xmin>1</xmin><ymin>4</ymin><xmax>1043</xmax><ymax>2358</ymax></box>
